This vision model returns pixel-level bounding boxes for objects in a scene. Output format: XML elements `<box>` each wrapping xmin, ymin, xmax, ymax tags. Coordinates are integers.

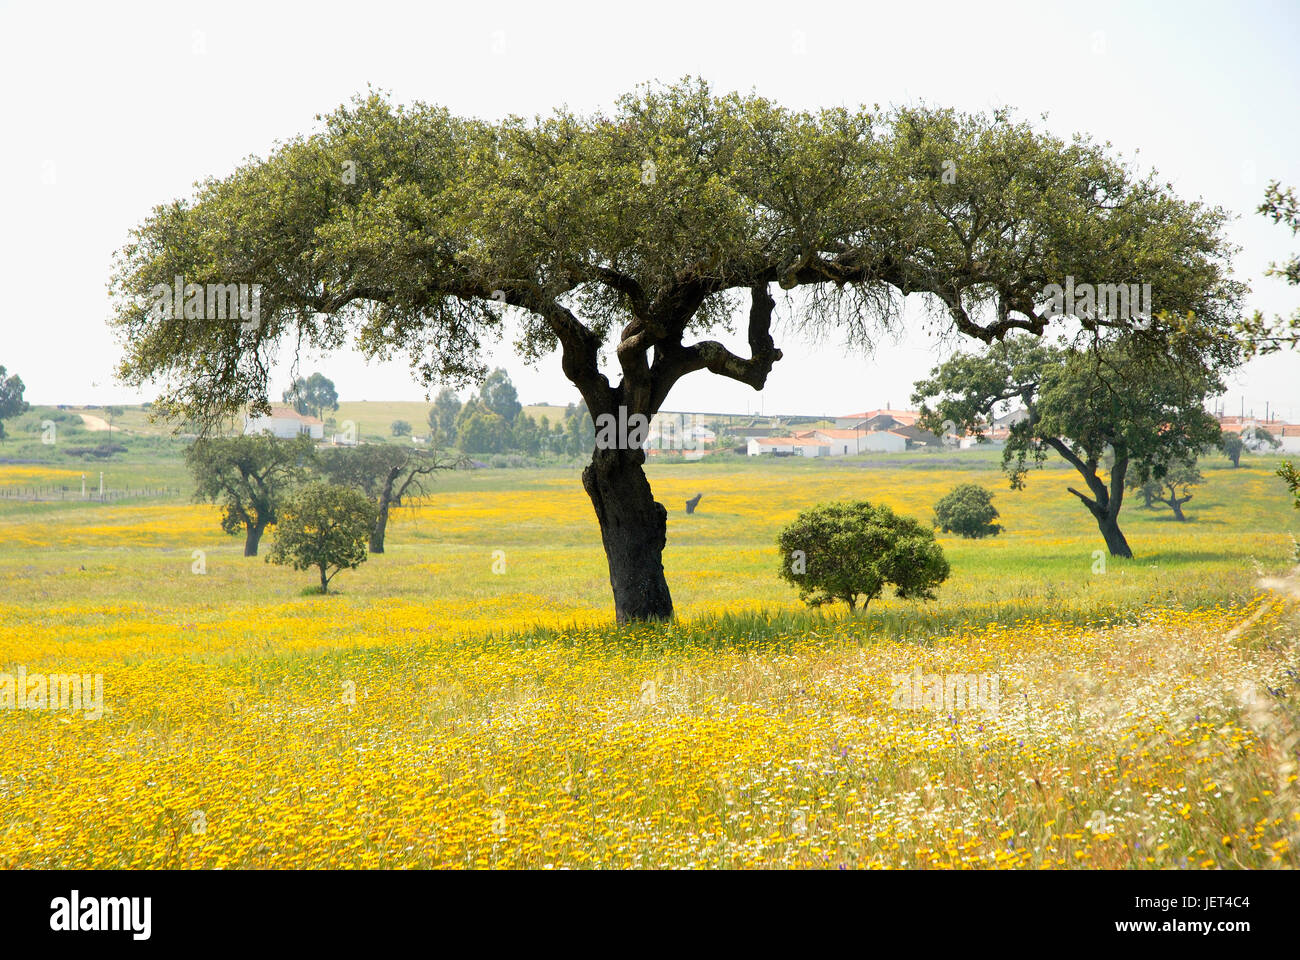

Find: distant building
<box><xmin>244</xmin><ymin>406</ymin><xmax>324</xmax><ymax>440</ymax></box>
<box><xmin>1276</xmin><ymin>424</ymin><xmax>1300</xmax><ymax>454</ymax></box>
<box><xmin>890</xmin><ymin>423</ymin><xmax>946</xmax><ymax>450</ymax></box>
<box><xmin>797</xmin><ymin>428</ymin><xmax>868</xmax><ymax>456</ymax></box>
<box><xmin>834</xmin><ymin>409</ymin><xmax>921</xmax><ymax>431</ymax></box>
<box><xmin>859</xmin><ymin>430</ymin><xmax>908</xmax><ymax>453</ymax></box>
<box><xmin>959</xmin><ymin>430</ymin><xmax>1009</xmax><ymax>450</ymax></box>
<box><xmin>1218</xmin><ymin>415</ymin><xmax>1300</xmax><ymax>452</ymax></box>
<box><xmin>747</xmin><ymin>437</ymin><xmax>830</xmax><ymax>458</ymax></box>
<box><xmin>993</xmin><ymin>408</ymin><xmax>1031</xmax><ymax>430</ymax></box>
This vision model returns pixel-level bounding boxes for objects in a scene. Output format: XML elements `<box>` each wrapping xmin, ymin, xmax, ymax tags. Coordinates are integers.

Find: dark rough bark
<box><xmin>370</xmin><ymin>458</ymin><xmax>444</xmax><ymax>554</ymax></box>
<box><xmin>542</xmin><ymin>283</ymin><xmax>782</xmax><ymax>622</ymax></box>
<box><xmin>582</xmin><ymin>446</ymin><xmax>673</xmax><ymax>623</ymax></box>
<box><xmin>370</xmin><ymin>494</ymin><xmax>391</xmax><ymax>553</ymax></box>
<box><xmin>371</xmin><ymin>469</ymin><xmax>398</xmax><ymax>554</ymax></box>
<box><xmin>1096</xmin><ymin>513</ymin><xmax>1134</xmax><ymax>557</ymax></box>
<box><xmin>1055</xmin><ymin>440</ymin><xmax>1133</xmax><ymax>559</ymax></box>
<box><xmin>1162</xmin><ymin>493</ymin><xmax>1191</xmax><ymax>521</ymax></box>
<box><xmin>319</xmin><ymin>564</ymin><xmax>329</xmax><ymax>593</ymax></box>
<box><xmin>243</xmin><ymin>518</ymin><xmax>267</xmax><ymax>556</ymax></box>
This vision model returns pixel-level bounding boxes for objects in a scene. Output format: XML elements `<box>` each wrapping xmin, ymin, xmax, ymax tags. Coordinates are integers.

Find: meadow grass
<box><xmin>0</xmin><ymin>452</ymin><xmax>1297</xmax><ymax>868</ymax></box>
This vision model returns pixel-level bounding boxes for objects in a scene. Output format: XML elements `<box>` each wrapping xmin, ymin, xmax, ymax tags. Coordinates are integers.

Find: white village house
<box><xmin>858</xmin><ymin>430</ymin><xmax>908</xmax><ymax>453</ymax></box>
<box><xmin>791</xmin><ymin>428</ymin><xmax>904</xmax><ymax>455</ymax></box>
<box><xmin>243</xmin><ymin>405</ymin><xmax>325</xmax><ymax>440</ymax></box>
<box><xmin>799</xmin><ymin>429</ymin><xmax>869</xmax><ymax>456</ymax></box>
<box><xmin>1217</xmin><ymin>415</ymin><xmax>1300</xmax><ymax>454</ymax></box>
<box><xmin>746</xmin><ymin>437</ymin><xmax>831</xmax><ymax>458</ymax></box>
<box><xmin>747</xmin><ymin>427</ymin><xmax>908</xmax><ymax>457</ymax></box>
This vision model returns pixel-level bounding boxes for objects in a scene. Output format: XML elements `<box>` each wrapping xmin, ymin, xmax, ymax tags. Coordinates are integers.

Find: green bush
<box><xmin>933</xmin><ymin>483</ymin><xmax>1003</xmax><ymax>538</ymax></box>
<box><xmin>776</xmin><ymin>500</ymin><xmax>950</xmax><ymax>611</ymax></box>
<box><xmin>266</xmin><ymin>482</ymin><xmax>376</xmax><ymax>594</ymax></box>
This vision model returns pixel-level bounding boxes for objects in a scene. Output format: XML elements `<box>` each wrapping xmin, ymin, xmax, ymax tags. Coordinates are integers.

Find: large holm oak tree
<box><xmin>110</xmin><ymin>80</ymin><xmax>1240</xmax><ymax>621</ymax></box>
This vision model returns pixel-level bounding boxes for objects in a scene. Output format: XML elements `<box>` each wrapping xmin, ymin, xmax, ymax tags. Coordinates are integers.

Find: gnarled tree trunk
<box><xmin>243</xmin><ymin>518</ymin><xmax>267</xmax><ymax>556</ymax></box>
<box><xmin>371</xmin><ymin>467</ymin><xmax>399</xmax><ymax>554</ymax></box>
<box><xmin>1164</xmin><ymin>492</ymin><xmax>1190</xmax><ymax>521</ymax></box>
<box><xmin>546</xmin><ymin>282</ymin><xmax>782</xmax><ymax>623</ymax></box>
<box><xmin>370</xmin><ymin>494</ymin><xmax>391</xmax><ymax>553</ymax></box>
<box><xmin>582</xmin><ymin>446</ymin><xmax>673</xmax><ymax>623</ymax></box>
<box><xmin>1095</xmin><ymin>511</ymin><xmax>1133</xmax><ymax>557</ymax></box>
<box><xmin>1055</xmin><ymin>439</ymin><xmax>1134</xmax><ymax>559</ymax></box>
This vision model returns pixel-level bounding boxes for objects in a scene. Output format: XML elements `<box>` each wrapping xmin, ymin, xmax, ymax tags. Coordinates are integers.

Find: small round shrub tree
<box><xmin>266</xmin><ymin>482</ymin><xmax>377</xmax><ymax>593</ymax></box>
<box><xmin>776</xmin><ymin>500</ymin><xmax>950</xmax><ymax>611</ymax></box>
<box><xmin>933</xmin><ymin>483</ymin><xmax>1003</xmax><ymax>539</ymax></box>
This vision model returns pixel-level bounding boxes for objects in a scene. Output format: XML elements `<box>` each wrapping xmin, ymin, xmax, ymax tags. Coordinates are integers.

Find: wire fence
<box><xmin>0</xmin><ymin>486</ymin><xmax>182</xmax><ymax>503</ymax></box>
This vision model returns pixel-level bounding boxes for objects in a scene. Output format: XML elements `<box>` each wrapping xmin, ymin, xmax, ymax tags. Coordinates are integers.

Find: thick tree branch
<box><xmin>1065</xmin><ymin>486</ymin><xmax>1098</xmax><ymax>512</ymax></box>
<box><xmin>1045</xmin><ymin>436</ymin><xmax>1110</xmax><ymax>508</ymax></box>
<box><xmin>648</xmin><ymin>284</ymin><xmax>782</xmax><ymax>411</ymax></box>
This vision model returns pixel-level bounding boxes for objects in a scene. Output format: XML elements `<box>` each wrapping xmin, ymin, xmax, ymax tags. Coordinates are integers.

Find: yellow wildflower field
<box><xmin>0</xmin><ymin>456</ymin><xmax>1297</xmax><ymax>868</ymax></box>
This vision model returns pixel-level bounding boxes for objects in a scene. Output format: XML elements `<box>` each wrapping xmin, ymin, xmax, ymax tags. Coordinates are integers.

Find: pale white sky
<box><xmin>2</xmin><ymin>0</ymin><xmax>1297</xmax><ymax>420</ymax></box>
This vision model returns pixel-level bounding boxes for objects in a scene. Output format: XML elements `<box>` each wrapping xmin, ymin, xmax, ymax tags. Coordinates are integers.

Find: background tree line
<box><xmin>425</xmin><ymin>369</ymin><xmax>595</xmax><ymax>459</ymax></box>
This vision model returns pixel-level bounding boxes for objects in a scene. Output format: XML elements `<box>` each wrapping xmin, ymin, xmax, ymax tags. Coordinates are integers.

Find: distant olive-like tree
<box><xmin>0</xmin><ymin>366</ymin><xmax>29</xmax><ymax>442</ymax></box>
<box><xmin>390</xmin><ymin>419</ymin><xmax>412</xmax><ymax>437</ymax></box>
<box><xmin>185</xmin><ymin>434</ymin><xmax>314</xmax><ymax>555</ymax></box>
<box><xmin>1219</xmin><ymin>433</ymin><xmax>1244</xmax><ymax>468</ymax></box>
<box><xmin>109</xmin><ymin>81</ymin><xmax>1241</xmax><ymax>621</ymax></box>
<box><xmin>315</xmin><ymin>444</ymin><xmax>458</xmax><ymax>552</ymax></box>
<box><xmin>266</xmin><ymin>482</ymin><xmax>376</xmax><ymax>593</ymax></box>
<box><xmin>914</xmin><ymin>334</ymin><xmax>1226</xmax><ymax>558</ymax></box>
<box><xmin>777</xmin><ymin>501</ymin><xmax>950</xmax><ymax>611</ymax></box>
<box><xmin>1130</xmin><ymin>458</ymin><xmax>1201</xmax><ymax>521</ymax></box>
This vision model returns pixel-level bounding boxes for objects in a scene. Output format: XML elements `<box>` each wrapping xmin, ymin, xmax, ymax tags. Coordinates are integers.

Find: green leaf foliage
<box><xmin>776</xmin><ymin>501</ymin><xmax>950</xmax><ymax>611</ymax></box>
<box><xmin>933</xmin><ymin>483</ymin><xmax>1003</xmax><ymax>538</ymax></box>
<box><xmin>266</xmin><ymin>481</ymin><xmax>377</xmax><ymax>593</ymax></box>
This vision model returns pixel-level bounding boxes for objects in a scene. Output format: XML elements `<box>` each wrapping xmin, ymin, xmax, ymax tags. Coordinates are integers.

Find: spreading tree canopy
<box><xmin>1132</xmin><ymin>457</ymin><xmax>1201</xmax><ymax>522</ymax></box>
<box><xmin>267</xmin><ymin>481</ymin><xmax>376</xmax><ymax>594</ymax></box>
<box><xmin>186</xmin><ymin>433</ymin><xmax>314</xmax><ymax>555</ymax></box>
<box><xmin>913</xmin><ymin>334</ymin><xmax>1226</xmax><ymax>557</ymax></box>
<box><xmin>315</xmin><ymin>443</ymin><xmax>458</xmax><ymax>552</ymax></box>
<box><xmin>110</xmin><ymin>79</ymin><xmax>1241</xmax><ymax>621</ymax></box>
